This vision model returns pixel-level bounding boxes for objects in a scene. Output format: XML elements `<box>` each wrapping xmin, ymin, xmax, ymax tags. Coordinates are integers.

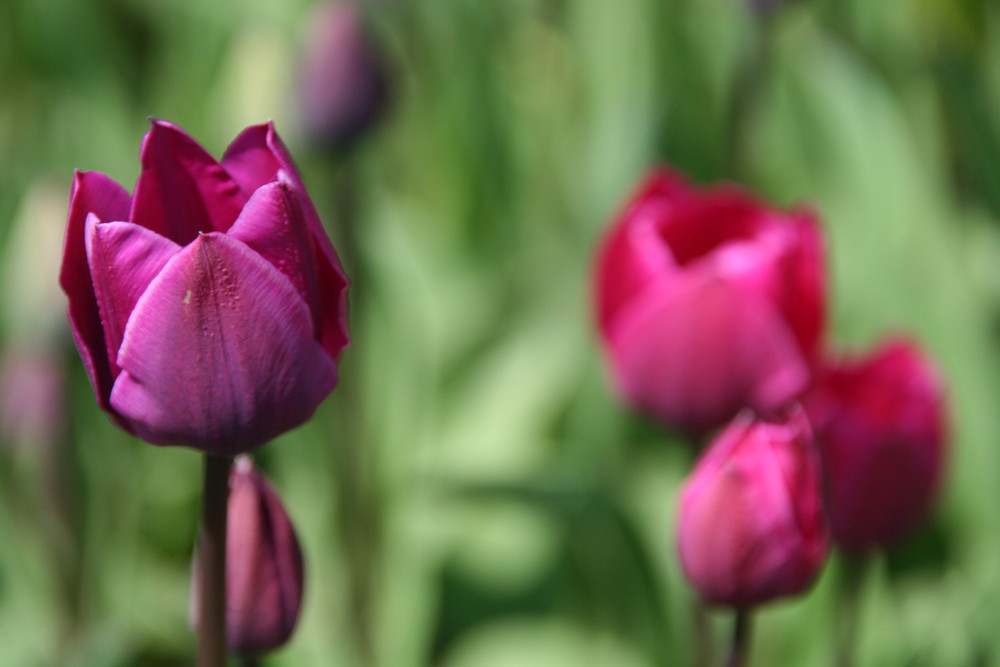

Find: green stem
<box><xmin>693</xmin><ymin>599</ymin><xmax>714</xmax><ymax>667</ymax></box>
<box><xmin>197</xmin><ymin>454</ymin><xmax>233</xmax><ymax>667</ymax></box>
<box><xmin>836</xmin><ymin>554</ymin><xmax>869</xmax><ymax>667</ymax></box>
<box><xmin>725</xmin><ymin>8</ymin><xmax>777</xmax><ymax>180</ymax></box>
<box><xmin>725</xmin><ymin>608</ymin><xmax>752</xmax><ymax>667</ymax></box>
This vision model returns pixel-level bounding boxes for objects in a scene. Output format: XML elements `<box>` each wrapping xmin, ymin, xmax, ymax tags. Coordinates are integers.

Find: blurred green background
<box><xmin>2</xmin><ymin>0</ymin><xmax>1000</xmax><ymax>664</ymax></box>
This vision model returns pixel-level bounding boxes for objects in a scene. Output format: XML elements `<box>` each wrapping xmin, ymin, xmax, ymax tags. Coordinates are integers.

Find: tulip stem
<box><xmin>197</xmin><ymin>454</ymin><xmax>233</xmax><ymax>667</ymax></box>
<box><xmin>725</xmin><ymin>609</ymin><xmax>752</xmax><ymax>667</ymax></box>
<box><xmin>835</xmin><ymin>554</ymin><xmax>869</xmax><ymax>667</ymax></box>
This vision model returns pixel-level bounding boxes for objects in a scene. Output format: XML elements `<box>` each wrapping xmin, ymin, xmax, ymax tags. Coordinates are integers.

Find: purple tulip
<box><xmin>226</xmin><ymin>456</ymin><xmax>305</xmax><ymax>656</ymax></box>
<box><xmin>594</xmin><ymin>168</ymin><xmax>825</xmax><ymax>435</ymax></box>
<box><xmin>60</xmin><ymin>120</ymin><xmax>349</xmax><ymax>456</ymax></box>
<box><xmin>676</xmin><ymin>409</ymin><xmax>829</xmax><ymax>608</ymax></box>
<box><xmin>805</xmin><ymin>338</ymin><xmax>947</xmax><ymax>553</ymax></box>
<box><xmin>298</xmin><ymin>1</ymin><xmax>388</xmax><ymax>152</ymax></box>
<box><xmin>190</xmin><ymin>456</ymin><xmax>305</xmax><ymax>656</ymax></box>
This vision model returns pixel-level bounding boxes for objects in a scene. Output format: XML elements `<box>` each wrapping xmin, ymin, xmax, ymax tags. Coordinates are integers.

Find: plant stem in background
<box><xmin>726</xmin><ymin>609</ymin><xmax>752</xmax><ymax>667</ymax></box>
<box><xmin>835</xmin><ymin>554</ymin><xmax>869</xmax><ymax>667</ymax></box>
<box><xmin>197</xmin><ymin>454</ymin><xmax>233</xmax><ymax>667</ymax></box>
<box><xmin>329</xmin><ymin>155</ymin><xmax>380</xmax><ymax>666</ymax></box>
<box><xmin>725</xmin><ymin>8</ymin><xmax>777</xmax><ymax>180</ymax></box>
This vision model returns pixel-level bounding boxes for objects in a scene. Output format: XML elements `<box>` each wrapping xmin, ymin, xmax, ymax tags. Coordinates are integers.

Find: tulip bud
<box><xmin>191</xmin><ymin>456</ymin><xmax>305</xmax><ymax>656</ymax></box>
<box><xmin>805</xmin><ymin>338</ymin><xmax>947</xmax><ymax>553</ymax></box>
<box><xmin>61</xmin><ymin>120</ymin><xmax>349</xmax><ymax>455</ymax></box>
<box><xmin>593</xmin><ymin>168</ymin><xmax>826</xmax><ymax>436</ymax></box>
<box><xmin>298</xmin><ymin>1</ymin><xmax>389</xmax><ymax>153</ymax></box>
<box><xmin>677</xmin><ymin>409</ymin><xmax>828</xmax><ymax>608</ymax></box>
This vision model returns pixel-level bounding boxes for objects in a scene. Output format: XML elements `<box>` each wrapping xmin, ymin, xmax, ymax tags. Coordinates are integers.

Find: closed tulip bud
<box><xmin>298</xmin><ymin>1</ymin><xmax>389</xmax><ymax>153</ymax></box>
<box><xmin>226</xmin><ymin>456</ymin><xmax>305</xmax><ymax>656</ymax></box>
<box><xmin>677</xmin><ymin>409</ymin><xmax>828</xmax><ymax>608</ymax></box>
<box><xmin>193</xmin><ymin>456</ymin><xmax>305</xmax><ymax>655</ymax></box>
<box><xmin>60</xmin><ymin>120</ymin><xmax>349</xmax><ymax>456</ymax></box>
<box><xmin>805</xmin><ymin>339</ymin><xmax>947</xmax><ymax>553</ymax></box>
<box><xmin>594</xmin><ymin>168</ymin><xmax>825</xmax><ymax>435</ymax></box>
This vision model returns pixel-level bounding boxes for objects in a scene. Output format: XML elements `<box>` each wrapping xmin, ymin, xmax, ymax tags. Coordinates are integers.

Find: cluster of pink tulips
<box><xmin>594</xmin><ymin>168</ymin><xmax>948</xmax><ymax>663</ymax></box>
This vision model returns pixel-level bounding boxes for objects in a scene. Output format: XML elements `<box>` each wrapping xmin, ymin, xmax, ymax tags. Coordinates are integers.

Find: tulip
<box><xmin>676</xmin><ymin>409</ymin><xmax>828</xmax><ymax>608</ymax></box>
<box><xmin>805</xmin><ymin>338</ymin><xmax>947</xmax><ymax>553</ymax></box>
<box><xmin>299</xmin><ymin>1</ymin><xmax>389</xmax><ymax>152</ymax></box>
<box><xmin>60</xmin><ymin>120</ymin><xmax>349</xmax><ymax>456</ymax></box>
<box><xmin>192</xmin><ymin>456</ymin><xmax>305</xmax><ymax>656</ymax></box>
<box><xmin>593</xmin><ymin>168</ymin><xmax>825</xmax><ymax>435</ymax></box>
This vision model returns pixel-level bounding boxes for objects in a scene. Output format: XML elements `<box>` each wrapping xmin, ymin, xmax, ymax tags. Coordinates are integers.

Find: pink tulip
<box><xmin>677</xmin><ymin>409</ymin><xmax>828</xmax><ymax>608</ymax></box>
<box><xmin>226</xmin><ymin>456</ymin><xmax>305</xmax><ymax>656</ymax></box>
<box><xmin>60</xmin><ymin>120</ymin><xmax>349</xmax><ymax>456</ymax></box>
<box><xmin>594</xmin><ymin>168</ymin><xmax>825</xmax><ymax>435</ymax></box>
<box><xmin>805</xmin><ymin>338</ymin><xmax>947</xmax><ymax>553</ymax></box>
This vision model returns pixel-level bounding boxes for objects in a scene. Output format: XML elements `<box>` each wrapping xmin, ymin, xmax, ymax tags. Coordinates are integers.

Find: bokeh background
<box><xmin>2</xmin><ymin>0</ymin><xmax>1000</xmax><ymax>664</ymax></box>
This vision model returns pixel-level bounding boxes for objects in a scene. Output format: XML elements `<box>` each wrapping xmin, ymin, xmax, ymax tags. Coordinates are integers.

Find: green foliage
<box><xmin>1</xmin><ymin>0</ymin><xmax>999</xmax><ymax>664</ymax></box>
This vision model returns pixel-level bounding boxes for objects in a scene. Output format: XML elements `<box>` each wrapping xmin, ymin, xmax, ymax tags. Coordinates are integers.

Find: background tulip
<box><xmin>60</xmin><ymin>120</ymin><xmax>349</xmax><ymax>456</ymax></box>
<box><xmin>298</xmin><ymin>1</ymin><xmax>389</xmax><ymax>153</ymax></box>
<box><xmin>594</xmin><ymin>168</ymin><xmax>825</xmax><ymax>435</ymax></box>
<box><xmin>677</xmin><ymin>409</ymin><xmax>828</xmax><ymax>608</ymax></box>
<box><xmin>805</xmin><ymin>338</ymin><xmax>947</xmax><ymax>553</ymax></box>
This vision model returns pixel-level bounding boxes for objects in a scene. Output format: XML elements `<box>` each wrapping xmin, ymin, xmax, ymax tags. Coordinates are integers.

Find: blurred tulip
<box><xmin>594</xmin><ymin>168</ymin><xmax>825</xmax><ymax>435</ymax></box>
<box><xmin>0</xmin><ymin>349</ymin><xmax>64</xmax><ymax>450</ymax></box>
<box><xmin>60</xmin><ymin>120</ymin><xmax>349</xmax><ymax>456</ymax></box>
<box><xmin>805</xmin><ymin>338</ymin><xmax>947</xmax><ymax>553</ymax></box>
<box><xmin>677</xmin><ymin>409</ymin><xmax>828</xmax><ymax>608</ymax></box>
<box><xmin>299</xmin><ymin>1</ymin><xmax>389</xmax><ymax>152</ymax></box>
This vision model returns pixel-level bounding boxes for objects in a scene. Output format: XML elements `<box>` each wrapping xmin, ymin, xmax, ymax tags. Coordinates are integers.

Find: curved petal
<box><xmin>227</xmin><ymin>182</ymin><xmax>320</xmax><ymax>331</ymax></box>
<box><xmin>607</xmin><ymin>274</ymin><xmax>810</xmax><ymax>433</ymax></box>
<box><xmin>131</xmin><ymin>120</ymin><xmax>246</xmax><ymax>244</ymax></box>
<box><xmin>773</xmin><ymin>212</ymin><xmax>825</xmax><ymax>367</ymax></box>
<box><xmin>109</xmin><ymin>233</ymin><xmax>337</xmax><ymax>455</ymax></box>
<box><xmin>60</xmin><ymin>171</ymin><xmax>132</xmax><ymax>409</ymax></box>
<box><xmin>87</xmin><ymin>221</ymin><xmax>181</xmax><ymax>375</ymax></box>
<box><xmin>223</xmin><ymin>123</ymin><xmax>350</xmax><ymax>360</ymax></box>
<box><xmin>594</xmin><ymin>170</ymin><xmax>687</xmax><ymax>334</ymax></box>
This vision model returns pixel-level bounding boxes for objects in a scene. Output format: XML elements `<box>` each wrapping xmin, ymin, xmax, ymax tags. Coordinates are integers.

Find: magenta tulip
<box><xmin>676</xmin><ymin>409</ymin><xmax>828</xmax><ymax>608</ymax></box>
<box><xmin>594</xmin><ymin>168</ymin><xmax>825</xmax><ymax>435</ymax></box>
<box><xmin>60</xmin><ymin>120</ymin><xmax>349</xmax><ymax>456</ymax></box>
<box><xmin>226</xmin><ymin>456</ymin><xmax>305</xmax><ymax>656</ymax></box>
<box><xmin>805</xmin><ymin>338</ymin><xmax>947</xmax><ymax>553</ymax></box>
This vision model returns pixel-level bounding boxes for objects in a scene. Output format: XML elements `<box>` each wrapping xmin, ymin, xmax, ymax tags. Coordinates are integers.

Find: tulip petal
<box><xmin>608</xmin><ymin>274</ymin><xmax>810</xmax><ymax>433</ymax></box>
<box><xmin>227</xmin><ymin>182</ymin><xmax>320</xmax><ymax>329</ymax></box>
<box><xmin>131</xmin><ymin>120</ymin><xmax>246</xmax><ymax>244</ymax></box>
<box><xmin>110</xmin><ymin>233</ymin><xmax>336</xmax><ymax>454</ymax></box>
<box><xmin>87</xmin><ymin>221</ymin><xmax>181</xmax><ymax>376</ymax></box>
<box><xmin>60</xmin><ymin>171</ymin><xmax>132</xmax><ymax>410</ymax></box>
<box><xmin>223</xmin><ymin>123</ymin><xmax>350</xmax><ymax>360</ymax></box>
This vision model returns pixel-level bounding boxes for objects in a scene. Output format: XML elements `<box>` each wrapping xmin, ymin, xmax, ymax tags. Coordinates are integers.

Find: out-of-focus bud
<box><xmin>593</xmin><ymin>168</ymin><xmax>826</xmax><ymax>436</ymax></box>
<box><xmin>805</xmin><ymin>338</ymin><xmax>947</xmax><ymax>553</ymax></box>
<box><xmin>226</xmin><ymin>455</ymin><xmax>305</xmax><ymax>656</ymax></box>
<box><xmin>0</xmin><ymin>349</ymin><xmax>64</xmax><ymax>450</ymax></box>
<box><xmin>676</xmin><ymin>409</ymin><xmax>828</xmax><ymax>608</ymax></box>
<box><xmin>298</xmin><ymin>1</ymin><xmax>389</xmax><ymax>153</ymax></box>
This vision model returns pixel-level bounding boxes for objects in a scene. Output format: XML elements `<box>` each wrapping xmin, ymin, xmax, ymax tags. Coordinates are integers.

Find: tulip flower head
<box><xmin>676</xmin><ymin>409</ymin><xmax>828</xmax><ymax>608</ymax></box>
<box><xmin>594</xmin><ymin>168</ymin><xmax>825</xmax><ymax>435</ymax></box>
<box><xmin>805</xmin><ymin>338</ymin><xmax>947</xmax><ymax>553</ymax></box>
<box><xmin>61</xmin><ymin>120</ymin><xmax>349</xmax><ymax>456</ymax></box>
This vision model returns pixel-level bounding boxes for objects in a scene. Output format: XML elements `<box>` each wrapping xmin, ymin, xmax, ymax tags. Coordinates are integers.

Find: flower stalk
<box><xmin>726</xmin><ymin>609</ymin><xmax>752</xmax><ymax>667</ymax></box>
<box><xmin>197</xmin><ymin>454</ymin><xmax>233</xmax><ymax>667</ymax></box>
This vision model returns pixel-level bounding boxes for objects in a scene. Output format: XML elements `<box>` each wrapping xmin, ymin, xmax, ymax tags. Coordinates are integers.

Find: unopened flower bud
<box><xmin>676</xmin><ymin>409</ymin><xmax>828</xmax><ymax>608</ymax></box>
